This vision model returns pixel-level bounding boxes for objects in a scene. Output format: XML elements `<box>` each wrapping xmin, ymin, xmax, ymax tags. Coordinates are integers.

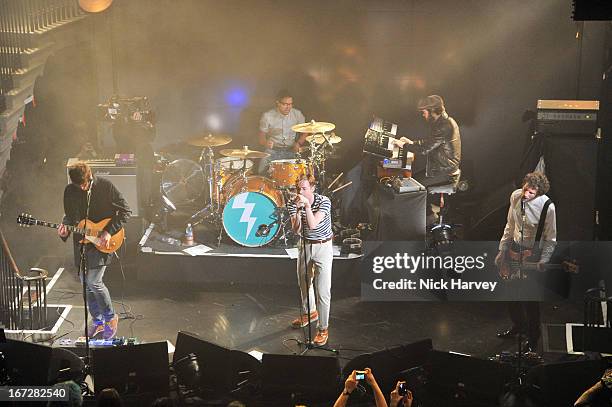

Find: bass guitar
<box><xmin>17</xmin><ymin>213</ymin><xmax>124</xmax><ymax>254</ymax></box>
<box><xmin>498</xmin><ymin>247</ymin><xmax>579</xmax><ymax>280</ymax></box>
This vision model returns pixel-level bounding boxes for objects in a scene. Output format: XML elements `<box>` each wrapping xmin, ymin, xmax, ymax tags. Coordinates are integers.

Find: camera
<box><xmin>398</xmin><ymin>381</ymin><xmax>408</xmax><ymax>396</ymax></box>
<box><xmin>97</xmin><ymin>95</ymin><xmax>154</xmax><ymax>123</ymax></box>
<box><xmin>355</xmin><ymin>370</ymin><xmax>366</xmax><ymax>381</ymax></box>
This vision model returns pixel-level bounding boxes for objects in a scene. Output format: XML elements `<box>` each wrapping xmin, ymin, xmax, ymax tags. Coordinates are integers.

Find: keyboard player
<box><xmin>393</xmin><ymin>95</ymin><xmax>461</xmax><ymax>221</ymax></box>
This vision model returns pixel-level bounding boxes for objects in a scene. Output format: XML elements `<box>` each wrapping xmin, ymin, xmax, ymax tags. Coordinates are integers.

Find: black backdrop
<box><xmin>81</xmin><ymin>0</ymin><xmax>608</xmax><ymax>192</ymax></box>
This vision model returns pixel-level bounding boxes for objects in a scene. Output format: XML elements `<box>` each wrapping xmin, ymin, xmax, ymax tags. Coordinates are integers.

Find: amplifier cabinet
<box><xmin>66</xmin><ymin>158</ymin><xmax>139</xmax><ymax>217</ymax></box>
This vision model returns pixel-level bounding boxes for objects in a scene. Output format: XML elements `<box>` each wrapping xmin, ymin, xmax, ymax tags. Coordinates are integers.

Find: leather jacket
<box><xmin>414</xmin><ymin>112</ymin><xmax>461</xmax><ymax>178</ymax></box>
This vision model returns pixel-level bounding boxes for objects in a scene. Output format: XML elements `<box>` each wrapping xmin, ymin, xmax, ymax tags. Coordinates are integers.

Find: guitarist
<box><xmin>58</xmin><ymin>161</ymin><xmax>131</xmax><ymax>340</ymax></box>
<box><xmin>494</xmin><ymin>171</ymin><xmax>557</xmax><ymax>353</ymax></box>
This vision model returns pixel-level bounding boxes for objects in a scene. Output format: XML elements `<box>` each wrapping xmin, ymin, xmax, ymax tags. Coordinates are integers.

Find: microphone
<box><xmin>256</xmin><ymin>224</ymin><xmax>270</xmax><ymax>237</ymax></box>
<box><xmin>520</xmin><ymin>198</ymin><xmax>525</xmax><ymax>213</ymax></box>
<box><xmin>87</xmin><ymin>177</ymin><xmax>94</xmax><ymax>196</ymax></box>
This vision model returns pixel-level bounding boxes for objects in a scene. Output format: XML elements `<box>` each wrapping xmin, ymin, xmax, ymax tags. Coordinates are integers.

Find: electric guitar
<box><xmin>17</xmin><ymin>213</ymin><xmax>124</xmax><ymax>254</ymax></box>
<box><xmin>498</xmin><ymin>247</ymin><xmax>579</xmax><ymax>280</ymax></box>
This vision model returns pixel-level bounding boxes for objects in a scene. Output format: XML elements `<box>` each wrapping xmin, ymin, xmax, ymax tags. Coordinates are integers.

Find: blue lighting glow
<box><xmin>225</xmin><ymin>87</ymin><xmax>249</xmax><ymax>107</ymax></box>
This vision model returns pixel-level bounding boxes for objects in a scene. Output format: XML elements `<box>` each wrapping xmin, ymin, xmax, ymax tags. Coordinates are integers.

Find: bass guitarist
<box><xmin>59</xmin><ymin>161</ymin><xmax>131</xmax><ymax>340</ymax></box>
<box><xmin>494</xmin><ymin>171</ymin><xmax>556</xmax><ymax>353</ymax></box>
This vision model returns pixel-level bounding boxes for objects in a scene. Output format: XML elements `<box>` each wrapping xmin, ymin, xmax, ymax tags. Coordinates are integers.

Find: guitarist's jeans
<box><xmin>80</xmin><ymin>265</ymin><xmax>114</xmax><ymax>324</ymax></box>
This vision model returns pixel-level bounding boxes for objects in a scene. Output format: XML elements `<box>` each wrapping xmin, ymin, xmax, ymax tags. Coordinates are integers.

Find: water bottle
<box><xmin>183</xmin><ymin>223</ymin><xmax>194</xmax><ymax>246</ymax></box>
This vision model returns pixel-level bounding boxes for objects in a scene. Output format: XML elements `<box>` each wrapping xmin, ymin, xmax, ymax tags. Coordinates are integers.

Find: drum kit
<box><xmin>157</xmin><ymin>121</ymin><xmax>342</xmax><ymax>247</ymax></box>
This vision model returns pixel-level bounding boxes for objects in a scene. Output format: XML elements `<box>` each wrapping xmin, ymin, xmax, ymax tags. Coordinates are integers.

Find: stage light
<box><xmin>204</xmin><ymin>114</ymin><xmax>222</xmax><ymax>131</ymax></box>
<box><xmin>78</xmin><ymin>0</ymin><xmax>113</xmax><ymax>13</ymax></box>
<box><xmin>224</xmin><ymin>87</ymin><xmax>249</xmax><ymax>108</ymax></box>
<box><xmin>429</xmin><ymin>223</ymin><xmax>455</xmax><ymax>256</ymax></box>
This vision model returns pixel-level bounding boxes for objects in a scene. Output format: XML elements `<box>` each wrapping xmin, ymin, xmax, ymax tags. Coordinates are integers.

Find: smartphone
<box><xmin>398</xmin><ymin>381</ymin><xmax>408</xmax><ymax>396</ymax></box>
<box><xmin>355</xmin><ymin>370</ymin><xmax>366</xmax><ymax>381</ymax></box>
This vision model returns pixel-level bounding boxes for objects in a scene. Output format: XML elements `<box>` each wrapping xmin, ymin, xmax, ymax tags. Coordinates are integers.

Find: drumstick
<box><xmin>330</xmin><ymin>181</ymin><xmax>352</xmax><ymax>194</ymax></box>
<box><xmin>327</xmin><ymin>172</ymin><xmax>343</xmax><ymax>190</ymax></box>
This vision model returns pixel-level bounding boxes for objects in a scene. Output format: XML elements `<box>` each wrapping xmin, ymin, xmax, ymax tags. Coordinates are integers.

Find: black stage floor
<box><xmin>14</xmin><ymin>253</ymin><xmax>585</xmax><ymax>367</ymax></box>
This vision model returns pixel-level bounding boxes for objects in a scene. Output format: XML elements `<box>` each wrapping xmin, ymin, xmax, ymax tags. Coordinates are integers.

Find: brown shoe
<box><xmin>103</xmin><ymin>314</ymin><xmax>119</xmax><ymax>340</ymax></box>
<box><xmin>88</xmin><ymin>323</ymin><xmax>104</xmax><ymax>338</ymax></box>
<box><xmin>313</xmin><ymin>329</ymin><xmax>329</xmax><ymax>346</ymax></box>
<box><xmin>291</xmin><ymin>311</ymin><xmax>319</xmax><ymax>328</ymax></box>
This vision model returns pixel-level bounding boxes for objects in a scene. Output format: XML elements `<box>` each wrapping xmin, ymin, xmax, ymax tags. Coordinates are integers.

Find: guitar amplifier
<box><xmin>66</xmin><ymin>158</ymin><xmax>139</xmax><ymax>217</ymax></box>
<box><xmin>536</xmin><ymin>99</ymin><xmax>599</xmax><ymax>135</ymax></box>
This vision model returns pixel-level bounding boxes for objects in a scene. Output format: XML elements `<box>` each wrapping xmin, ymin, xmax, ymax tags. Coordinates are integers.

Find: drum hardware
<box><xmin>305</xmin><ymin>132</ymin><xmax>342</xmax><ymax>146</ymax></box>
<box><xmin>189</xmin><ymin>139</ymin><xmax>229</xmax><ymax>229</ymax></box>
<box><xmin>154</xmin><ymin>195</ymin><xmax>176</xmax><ymax>232</ymax></box>
<box><xmin>161</xmin><ymin>159</ymin><xmax>205</xmax><ymax>206</ymax></box>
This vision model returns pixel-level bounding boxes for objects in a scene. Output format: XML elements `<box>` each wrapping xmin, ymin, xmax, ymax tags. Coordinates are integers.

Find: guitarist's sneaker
<box><xmin>88</xmin><ymin>323</ymin><xmax>104</xmax><ymax>338</ymax></box>
<box><xmin>103</xmin><ymin>314</ymin><xmax>119</xmax><ymax>340</ymax></box>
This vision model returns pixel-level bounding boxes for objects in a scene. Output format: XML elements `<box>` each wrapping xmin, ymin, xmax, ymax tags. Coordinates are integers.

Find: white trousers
<box><xmin>296</xmin><ymin>239</ymin><xmax>333</xmax><ymax>330</ymax></box>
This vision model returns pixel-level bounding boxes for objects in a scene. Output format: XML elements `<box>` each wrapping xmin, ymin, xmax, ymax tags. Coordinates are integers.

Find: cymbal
<box><xmin>291</xmin><ymin>120</ymin><xmax>336</xmax><ymax>134</ymax></box>
<box><xmin>186</xmin><ymin>133</ymin><xmax>232</xmax><ymax>147</ymax></box>
<box><xmin>220</xmin><ymin>147</ymin><xmax>270</xmax><ymax>159</ymax></box>
<box><xmin>306</xmin><ymin>132</ymin><xmax>342</xmax><ymax>145</ymax></box>
<box><xmin>78</xmin><ymin>0</ymin><xmax>113</xmax><ymax>13</ymax></box>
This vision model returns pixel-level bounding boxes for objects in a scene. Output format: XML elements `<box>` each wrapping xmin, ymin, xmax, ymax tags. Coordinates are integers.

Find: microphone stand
<box><xmin>292</xmin><ymin>204</ymin><xmax>338</xmax><ymax>356</ymax></box>
<box><xmin>79</xmin><ymin>177</ymin><xmax>94</xmax><ymax>385</ymax></box>
<box><xmin>516</xmin><ymin>199</ymin><xmax>526</xmax><ymax>379</ymax></box>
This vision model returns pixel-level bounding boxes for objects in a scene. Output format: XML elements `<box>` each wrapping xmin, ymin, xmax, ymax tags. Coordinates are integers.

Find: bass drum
<box><xmin>222</xmin><ymin>176</ymin><xmax>284</xmax><ymax>247</ymax></box>
<box><xmin>161</xmin><ymin>159</ymin><xmax>205</xmax><ymax>206</ymax></box>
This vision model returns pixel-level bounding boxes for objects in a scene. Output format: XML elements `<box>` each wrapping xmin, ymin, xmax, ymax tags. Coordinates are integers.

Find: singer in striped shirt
<box><xmin>286</xmin><ymin>174</ymin><xmax>333</xmax><ymax>346</ymax></box>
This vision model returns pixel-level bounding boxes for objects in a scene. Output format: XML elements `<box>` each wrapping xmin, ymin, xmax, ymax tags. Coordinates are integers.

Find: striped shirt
<box><xmin>287</xmin><ymin>193</ymin><xmax>333</xmax><ymax>240</ymax></box>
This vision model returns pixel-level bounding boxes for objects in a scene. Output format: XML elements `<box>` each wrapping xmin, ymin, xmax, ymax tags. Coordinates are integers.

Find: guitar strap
<box><xmin>534</xmin><ymin>198</ymin><xmax>552</xmax><ymax>244</ymax></box>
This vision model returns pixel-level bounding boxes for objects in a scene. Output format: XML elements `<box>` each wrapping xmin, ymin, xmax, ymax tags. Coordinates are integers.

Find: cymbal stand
<box><xmin>190</xmin><ymin>146</ymin><xmax>222</xmax><ymax>227</ymax></box>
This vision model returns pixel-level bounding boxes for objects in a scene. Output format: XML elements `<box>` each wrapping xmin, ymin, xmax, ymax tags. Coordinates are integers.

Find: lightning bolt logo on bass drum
<box><xmin>231</xmin><ymin>193</ymin><xmax>257</xmax><ymax>239</ymax></box>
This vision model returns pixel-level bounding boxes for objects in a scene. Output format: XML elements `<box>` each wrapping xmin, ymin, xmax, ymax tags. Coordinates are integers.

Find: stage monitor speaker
<box><xmin>0</xmin><ymin>339</ymin><xmax>53</xmax><ymax>385</ymax></box>
<box><xmin>262</xmin><ymin>353</ymin><xmax>340</xmax><ymax>404</ymax></box>
<box><xmin>427</xmin><ymin>350</ymin><xmax>514</xmax><ymax>403</ymax></box>
<box><xmin>526</xmin><ymin>359</ymin><xmax>606</xmax><ymax>406</ymax></box>
<box><xmin>568</xmin><ymin>324</ymin><xmax>612</xmax><ymax>354</ymax></box>
<box><xmin>174</xmin><ymin>331</ymin><xmax>235</xmax><ymax>396</ymax></box>
<box><xmin>543</xmin><ymin>134</ymin><xmax>599</xmax><ymax>240</ymax></box>
<box><xmin>91</xmin><ymin>341</ymin><xmax>169</xmax><ymax>397</ymax></box>
<box><xmin>173</xmin><ymin>332</ymin><xmax>261</xmax><ymax>397</ymax></box>
<box><xmin>342</xmin><ymin>338</ymin><xmax>433</xmax><ymax>394</ymax></box>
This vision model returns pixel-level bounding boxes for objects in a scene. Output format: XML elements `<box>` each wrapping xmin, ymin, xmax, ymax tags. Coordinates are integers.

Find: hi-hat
<box><xmin>186</xmin><ymin>133</ymin><xmax>232</xmax><ymax>147</ymax></box>
<box><xmin>220</xmin><ymin>146</ymin><xmax>270</xmax><ymax>159</ymax></box>
<box><xmin>306</xmin><ymin>132</ymin><xmax>342</xmax><ymax>145</ymax></box>
<box><xmin>292</xmin><ymin>120</ymin><xmax>335</xmax><ymax>134</ymax></box>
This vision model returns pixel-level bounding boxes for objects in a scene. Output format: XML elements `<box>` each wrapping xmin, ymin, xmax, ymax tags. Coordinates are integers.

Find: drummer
<box><xmin>257</xmin><ymin>89</ymin><xmax>307</xmax><ymax>174</ymax></box>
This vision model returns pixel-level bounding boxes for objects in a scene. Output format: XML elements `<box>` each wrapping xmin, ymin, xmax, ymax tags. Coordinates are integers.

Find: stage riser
<box><xmin>135</xmin><ymin>253</ymin><xmax>360</xmax><ymax>287</ymax></box>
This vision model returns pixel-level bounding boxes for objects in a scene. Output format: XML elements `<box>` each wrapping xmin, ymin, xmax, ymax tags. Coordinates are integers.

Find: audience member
<box><xmin>333</xmin><ymin>367</ymin><xmax>387</xmax><ymax>407</ymax></box>
<box><xmin>574</xmin><ymin>368</ymin><xmax>612</xmax><ymax>407</ymax></box>
<box><xmin>47</xmin><ymin>380</ymin><xmax>83</xmax><ymax>407</ymax></box>
<box><xmin>97</xmin><ymin>388</ymin><xmax>123</xmax><ymax>407</ymax></box>
<box><xmin>390</xmin><ymin>381</ymin><xmax>413</xmax><ymax>407</ymax></box>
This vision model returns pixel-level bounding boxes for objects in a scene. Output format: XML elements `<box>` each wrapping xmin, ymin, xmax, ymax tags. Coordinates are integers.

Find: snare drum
<box><xmin>269</xmin><ymin>159</ymin><xmax>312</xmax><ymax>189</ymax></box>
<box><xmin>222</xmin><ymin>176</ymin><xmax>284</xmax><ymax>247</ymax></box>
